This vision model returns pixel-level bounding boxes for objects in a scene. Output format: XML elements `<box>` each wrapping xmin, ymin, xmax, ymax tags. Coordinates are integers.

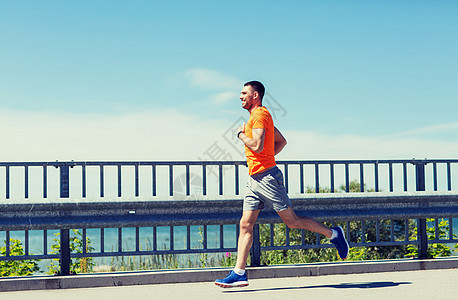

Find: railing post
<box><xmin>59</xmin><ymin>164</ymin><xmax>71</xmax><ymax>275</ymax></box>
<box><xmin>60</xmin><ymin>164</ymin><xmax>70</xmax><ymax>198</ymax></box>
<box><xmin>59</xmin><ymin>228</ymin><xmax>71</xmax><ymax>275</ymax></box>
<box><xmin>415</xmin><ymin>160</ymin><xmax>428</xmax><ymax>259</ymax></box>
<box><xmin>250</xmin><ymin>224</ymin><xmax>261</xmax><ymax>267</ymax></box>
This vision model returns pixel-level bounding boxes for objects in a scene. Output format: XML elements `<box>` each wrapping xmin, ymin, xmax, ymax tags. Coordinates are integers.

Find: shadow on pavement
<box><xmin>222</xmin><ymin>281</ymin><xmax>412</xmax><ymax>293</ymax></box>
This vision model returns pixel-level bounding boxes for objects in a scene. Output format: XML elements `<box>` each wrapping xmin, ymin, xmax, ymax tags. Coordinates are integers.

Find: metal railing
<box><xmin>1</xmin><ymin>159</ymin><xmax>458</xmax><ymax>275</ymax></box>
<box><xmin>1</xmin><ymin>159</ymin><xmax>456</xmax><ymax>199</ymax></box>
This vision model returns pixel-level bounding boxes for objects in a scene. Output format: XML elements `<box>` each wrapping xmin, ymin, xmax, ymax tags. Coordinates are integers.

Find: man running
<box><xmin>215</xmin><ymin>81</ymin><xmax>350</xmax><ymax>288</ymax></box>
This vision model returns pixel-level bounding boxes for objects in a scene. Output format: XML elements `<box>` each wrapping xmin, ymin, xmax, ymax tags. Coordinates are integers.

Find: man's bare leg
<box><xmin>215</xmin><ymin>209</ymin><xmax>260</xmax><ymax>287</ymax></box>
<box><xmin>277</xmin><ymin>207</ymin><xmax>332</xmax><ymax>238</ymax></box>
<box><xmin>235</xmin><ymin>209</ymin><xmax>260</xmax><ymax>270</ymax></box>
<box><xmin>277</xmin><ymin>207</ymin><xmax>350</xmax><ymax>259</ymax></box>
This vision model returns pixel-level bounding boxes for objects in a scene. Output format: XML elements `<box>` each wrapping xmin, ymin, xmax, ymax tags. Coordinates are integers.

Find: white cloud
<box><xmin>184</xmin><ymin>68</ymin><xmax>243</xmax><ymax>106</ymax></box>
<box><xmin>280</xmin><ymin>130</ymin><xmax>458</xmax><ymax>160</ymax></box>
<box><xmin>0</xmin><ymin>109</ymin><xmax>233</xmax><ymax>161</ymax></box>
<box><xmin>211</xmin><ymin>91</ymin><xmax>238</xmax><ymax>105</ymax></box>
<box><xmin>387</xmin><ymin>122</ymin><xmax>458</xmax><ymax>138</ymax></box>
<box><xmin>185</xmin><ymin>69</ymin><xmax>242</xmax><ymax>91</ymax></box>
<box><xmin>2</xmin><ymin>108</ymin><xmax>457</xmax><ymax>163</ymax></box>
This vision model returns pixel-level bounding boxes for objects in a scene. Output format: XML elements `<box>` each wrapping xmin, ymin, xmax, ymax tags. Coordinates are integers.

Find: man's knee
<box><xmin>278</xmin><ymin>207</ymin><xmax>300</xmax><ymax>228</ymax></box>
<box><xmin>239</xmin><ymin>218</ymin><xmax>255</xmax><ymax>233</ymax></box>
<box><xmin>238</xmin><ymin>210</ymin><xmax>260</xmax><ymax>234</ymax></box>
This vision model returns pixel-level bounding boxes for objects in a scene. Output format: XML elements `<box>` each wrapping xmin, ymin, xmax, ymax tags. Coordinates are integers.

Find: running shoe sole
<box><xmin>215</xmin><ymin>281</ymin><xmax>249</xmax><ymax>288</ymax></box>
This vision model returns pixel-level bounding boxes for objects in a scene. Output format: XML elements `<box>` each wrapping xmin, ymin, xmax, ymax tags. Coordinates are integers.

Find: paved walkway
<box><xmin>1</xmin><ymin>268</ymin><xmax>457</xmax><ymax>300</ymax></box>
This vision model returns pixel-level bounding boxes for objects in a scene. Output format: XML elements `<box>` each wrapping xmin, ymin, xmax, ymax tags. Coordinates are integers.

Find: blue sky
<box><xmin>1</xmin><ymin>1</ymin><xmax>457</xmax><ymax>161</ymax></box>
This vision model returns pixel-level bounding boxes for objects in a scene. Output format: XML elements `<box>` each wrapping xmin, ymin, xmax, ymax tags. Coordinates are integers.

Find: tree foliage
<box><xmin>405</xmin><ymin>218</ymin><xmax>458</xmax><ymax>258</ymax></box>
<box><xmin>46</xmin><ymin>229</ymin><xmax>95</xmax><ymax>275</ymax></box>
<box><xmin>0</xmin><ymin>239</ymin><xmax>40</xmax><ymax>277</ymax></box>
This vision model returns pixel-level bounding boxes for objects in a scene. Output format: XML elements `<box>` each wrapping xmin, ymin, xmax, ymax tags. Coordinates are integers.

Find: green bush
<box><xmin>46</xmin><ymin>229</ymin><xmax>95</xmax><ymax>275</ymax></box>
<box><xmin>405</xmin><ymin>218</ymin><xmax>458</xmax><ymax>258</ymax></box>
<box><xmin>0</xmin><ymin>239</ymin><xmax>40</xmax><ymax>277</ymax></box>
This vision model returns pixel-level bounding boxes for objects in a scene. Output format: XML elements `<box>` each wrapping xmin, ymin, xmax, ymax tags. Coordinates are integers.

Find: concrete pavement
<box><xmin>1</xmin><ymin>258</ymin><xmax>457</xmax><ymax>299</ymax></box>
<box><xmin>1</xmin><ymin>268</ymin><xmax>457</xmax><ymax>300</ymax></box>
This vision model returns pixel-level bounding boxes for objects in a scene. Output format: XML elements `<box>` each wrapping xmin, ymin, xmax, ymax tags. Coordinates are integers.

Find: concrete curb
<box><xmin>1</xmin><ymin>257</ymin><xmax>457</xmax><ymax>292</ymax></box>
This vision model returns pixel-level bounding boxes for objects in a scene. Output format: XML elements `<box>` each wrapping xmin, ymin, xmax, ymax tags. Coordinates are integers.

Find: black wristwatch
<box><xmin>237</xmin><ymin>131</ymin><xmax>243</xmax><ymax>139</ymax></box>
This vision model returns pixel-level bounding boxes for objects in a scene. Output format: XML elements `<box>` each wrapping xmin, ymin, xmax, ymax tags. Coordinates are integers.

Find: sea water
<box><xmin>3</xmin><ymin>224</ymin><xmax>238</xmax><ymax>274</ymax></box>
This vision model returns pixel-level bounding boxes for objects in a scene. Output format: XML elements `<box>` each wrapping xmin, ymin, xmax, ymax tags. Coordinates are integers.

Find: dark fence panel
<box><xmin>1</xmin><ymin>159</ymin><xmax>458</xmax><ymax>275</ymax></box>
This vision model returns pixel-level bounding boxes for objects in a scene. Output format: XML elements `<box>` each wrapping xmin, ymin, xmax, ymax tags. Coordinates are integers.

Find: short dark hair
<box><xmin>244</xmin><ymin>81</ymin><xmax>265</xmax><ymax>101</ymax></box>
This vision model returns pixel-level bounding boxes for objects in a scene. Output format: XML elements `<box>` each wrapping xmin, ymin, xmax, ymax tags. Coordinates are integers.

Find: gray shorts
<box><xmin>243</xmin><ymin>166</ymin><xmax>292</xmax><ymax>212</ymax></box>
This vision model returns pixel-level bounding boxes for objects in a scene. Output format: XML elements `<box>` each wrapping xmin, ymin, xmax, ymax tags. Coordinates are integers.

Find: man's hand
<box><xmin>237</xmin><ymin>123</ymin><xmax>246</xmax><ymax>135</ymax></box>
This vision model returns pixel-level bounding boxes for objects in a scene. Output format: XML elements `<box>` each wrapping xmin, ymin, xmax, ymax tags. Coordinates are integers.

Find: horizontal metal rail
<box><xmin>1</xmin><ymin>192</ymin><xmax>458</xmax><ymax>230</ymax></box>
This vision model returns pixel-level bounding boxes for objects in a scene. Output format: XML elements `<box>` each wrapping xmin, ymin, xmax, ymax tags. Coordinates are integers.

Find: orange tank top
<box><xmin>244</xmin><ymin>106</ymin><xmax>276</xmax><ymax>175</ymax></box>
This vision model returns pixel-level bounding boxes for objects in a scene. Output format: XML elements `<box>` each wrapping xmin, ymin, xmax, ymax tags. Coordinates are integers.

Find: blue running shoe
<box><xmin>331</xmin><ymin>226</ymin><xmax>350</xmax><ymax>260</ymax></box>
<box><xmin>215</xmin><ymin>270</ymin><xmax>249</xmax><ymax>288</ymax></box>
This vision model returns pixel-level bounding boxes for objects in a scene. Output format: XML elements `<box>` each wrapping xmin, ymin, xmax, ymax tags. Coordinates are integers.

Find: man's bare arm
<box><xmin>274</xmin><ymin>127</ymin><xmax>287</xmax><ymax>155</ymax></box>
<box><xmin>238</xmin><ymin>124</ymin><xmax>265</xmax><ymax>153</ymax></box>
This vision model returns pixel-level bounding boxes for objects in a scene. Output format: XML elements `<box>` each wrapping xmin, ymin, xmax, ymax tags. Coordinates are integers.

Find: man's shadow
<box><xmin>223</xmin><ymin>281</ymin><xmax>411</xmax><ymax>293</ymax></box>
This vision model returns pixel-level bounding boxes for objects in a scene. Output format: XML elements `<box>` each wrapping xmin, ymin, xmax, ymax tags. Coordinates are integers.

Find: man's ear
<box><xmin>253</xmin><ymin>91</ymin><xmax>259</xmax><ymax>101</ymax></box>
